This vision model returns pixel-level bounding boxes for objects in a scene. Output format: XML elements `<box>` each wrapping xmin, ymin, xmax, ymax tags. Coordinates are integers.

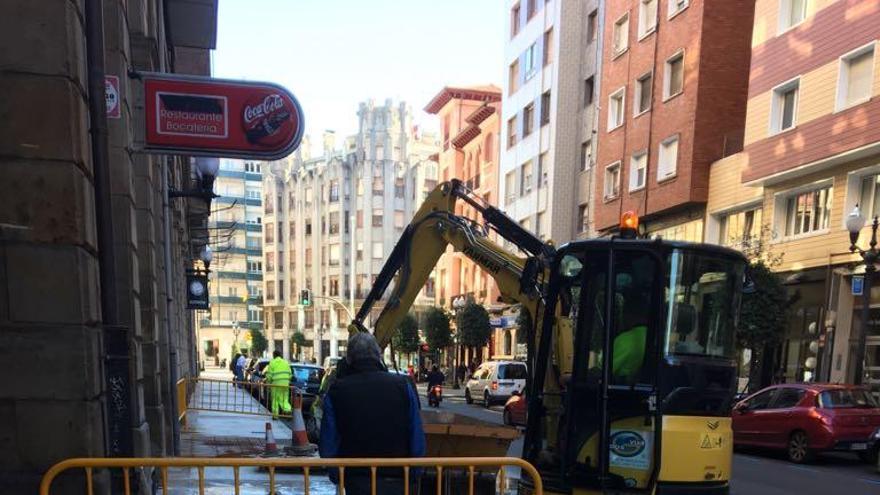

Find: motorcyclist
<box><xmin>426</xmin><ymin>365</ymin><xmax>444</xmax><ymax>401</ymax></box>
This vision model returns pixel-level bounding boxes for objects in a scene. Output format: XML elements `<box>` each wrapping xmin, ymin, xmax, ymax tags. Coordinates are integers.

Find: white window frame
<box><xmin>629</xmin><ymin>151</ymin><xmax>648</xmax><ymax>192</ymax></box>
<box><xmin>634</xmin><ymin>71</ymin><xmax>653</xmax><ymax>116</ymax></box>
<box><xmin>778</xmin><ymin>0</ymin><xmax>808</xmax><ymax>34</ymax></box>
<box><xmin>604</xmin><ymin>161</ymin><xmax>622</xmax><ymax>200</ymax></box>
<box><xmin>612</xmin><ymin>13</ymin><xmax>630</xmax><ymax>56</ymax></box>
<box><xmin>836</xmin><ymin>41</ymin><xmax>876</xmax><ymax>112</ymax></box>
<box><xmin>607</xmin><ymin>87</ymin><xmax>626</xmax><ymax>131</ymax></box>
<box><xmin>663</xmin><ymin>50</ymin><xmax>685</xmax><ymax>100</ymax></box>
<box><xmin>667</xmin><ymin>0</ymin><xmax>689</xmax><ymax>19</ymax></box>
<box><xmin>524</xmin><ymin>42</ymin><xmax>538</xmax><ymax>81</ymax></box>
<box><xmin>657</xmin><ymin>134</ymin><xmax>680</xmax><ymax>181</ymax></box>
<box><xmin>769</xmin><ymin>76</ymin><xmax>800</xmax><ymax>135</ymax></box>
<box><xmin>638</xmin><ymin>0</ymin><xmax>658</xmax><ymax>39</ymax></box>
<box><xmin>773</xmin><ymin>179</ymin><xmax>834</xmax><ymax>241</ymax></box>
<box><xmin>843</xmin><ymin>163</ymin><xmax>880</xmax><ymax>228</ymax></box>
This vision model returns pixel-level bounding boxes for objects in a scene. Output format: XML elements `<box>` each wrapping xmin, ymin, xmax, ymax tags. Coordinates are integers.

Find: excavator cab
<box><xmin>523</xmin><ymin>238</ymin><xmax>747</xmax><ymax>495</ymax></box>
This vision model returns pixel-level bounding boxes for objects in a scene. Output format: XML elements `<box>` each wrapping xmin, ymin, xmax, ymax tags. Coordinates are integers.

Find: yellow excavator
<box><xmin>349</xmin><ymin>179</ymin><xmax>747</xmax><ymax>495</ymax></box>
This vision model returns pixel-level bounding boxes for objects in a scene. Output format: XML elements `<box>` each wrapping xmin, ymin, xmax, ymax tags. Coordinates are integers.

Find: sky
<box><xmin>213</xmin><ymin>0</ymin><xmax>505</xmax><ymax>145</ymax></box>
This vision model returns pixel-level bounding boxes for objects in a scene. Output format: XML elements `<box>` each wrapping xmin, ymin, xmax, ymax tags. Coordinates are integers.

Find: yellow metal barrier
<box><xmin>40</xmin><ymin>456</ymin><xmax>543</xmax><ymax>495</ymax></box>
<box><xmin>182</xmin><ymin>376</ymin><xmax>302</xmax><ymax>419</ymax></box>
<box><xmin>176</xmin><ymin>378</ymin><xmax>187</xmax><ymax>425</ymax></box>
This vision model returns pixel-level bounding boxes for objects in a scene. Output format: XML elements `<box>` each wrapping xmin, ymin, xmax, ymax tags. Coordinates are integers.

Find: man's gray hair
<box><xmin>346</xmin><ymin>332</ymin><xmax>383</xmax><ymax>365</ymax></box>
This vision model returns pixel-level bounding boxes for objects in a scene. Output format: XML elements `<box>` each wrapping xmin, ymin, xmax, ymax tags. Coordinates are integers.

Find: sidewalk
<box><xmin>163</xmin><ymin>370</ymin><xmax>335</xmax><ymax>494</ymax></box>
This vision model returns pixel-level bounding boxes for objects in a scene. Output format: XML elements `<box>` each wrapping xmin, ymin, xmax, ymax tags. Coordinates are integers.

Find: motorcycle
<box><xmin>428</xmin><ymin>385</ymin><xmax>443</xmax><ymax>407</ymax></box>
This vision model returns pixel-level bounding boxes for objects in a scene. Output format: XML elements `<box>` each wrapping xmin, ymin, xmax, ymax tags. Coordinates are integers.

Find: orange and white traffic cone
<box><xmin>264</xmin><ymin>421</ymin><xmax>278</xmax><ymax>455</ymax></box>
<box><xmin>287</xmin><ymin>391</ymin><xmax>317</xmax><ymax>456</ymax></box>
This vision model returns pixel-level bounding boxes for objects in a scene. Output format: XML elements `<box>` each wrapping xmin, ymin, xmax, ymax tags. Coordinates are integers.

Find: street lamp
<box><xmin>201</xmin><ymin>245</ymin><xmax>213</xmax><ymax>270</ymax></box>
<box><xmin>846</xmin><ymin>205</ymin><xmax>878</xmax><ymax>385</ymax></box>
<box><xmin>452</xmin><ymin>296</ymin><xmax>466</xmax><ymax>389</ymax></box>
<box><xmin>169</xmin><ymin>157</ymin><xmax>220</xmax><ymax>202</ymax></box>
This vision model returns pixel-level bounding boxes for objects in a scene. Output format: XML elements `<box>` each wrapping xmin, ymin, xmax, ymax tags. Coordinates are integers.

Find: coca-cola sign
<box><xmin>142</xmin><ymin>73</ymin><xmax>304</xmax><ymax>160</ymax></box>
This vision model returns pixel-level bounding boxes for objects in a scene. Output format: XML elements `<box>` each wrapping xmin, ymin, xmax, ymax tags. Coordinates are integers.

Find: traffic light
<box><xmin>300</xmin><ymin>289</ymin><xmax>312</xmax><ymax>306</ymax></box>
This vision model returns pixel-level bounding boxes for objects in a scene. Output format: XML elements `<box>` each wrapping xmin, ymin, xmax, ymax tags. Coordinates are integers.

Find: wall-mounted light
<box><xmin>170</xmin><ymin>157</ymin><xmax>220</xmax><ymax>202</ymax></box>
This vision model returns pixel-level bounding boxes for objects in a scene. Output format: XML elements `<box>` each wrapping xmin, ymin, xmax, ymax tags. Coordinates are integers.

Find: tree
<box><xmin>457</xmin><ymin>302</ymin><xmax>492</xmax><ymax>349</ymax></box>
<box><xmin>733</xmin><ymin>226</ymin><xmax>788</xmax><ymax>391</ymax></box>
<box><xmin>392</xmin><ymin>313</ymin><xmax>421</xmax><ymax>354</ymax></box>
<box><xmin>516</xmin><ymin>306</ymin><xmax>532</xmax><ymax>345</ymax></box>
<box><xmin>249</xmin><ymin>328</ymin><xmax>269</xmax><ymax>357</ymax></box>
<box><xmin>424</xmin><ymin>307</ymin><xmax>452</xmax><ymax>351</ymax></box>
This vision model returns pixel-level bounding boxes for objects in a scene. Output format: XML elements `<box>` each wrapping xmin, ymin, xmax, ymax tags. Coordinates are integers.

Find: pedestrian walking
<box><xmin>319</xmin><ymin>332</ymin><xmax>424</xmax><ymax>495</ymax></box>
<box><xmin>234</xmin><ymin>351</ymin><xmax>247</xmax><ymax>387</ymax></box>
<box><xmin>265</xmin><ymin>350</ymin><xmax>293</xmax><ymax>419</ymax></box>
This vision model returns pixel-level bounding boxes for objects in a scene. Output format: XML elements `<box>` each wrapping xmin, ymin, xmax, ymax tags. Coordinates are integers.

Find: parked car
<box><xmin>732</xmin><ymin>383</ymin><xmax>880</xmax><ymax>463</ymax></box>
<box><xmin>503</xmin><ymin>391</ymin><xmax>527</xmax><ymax>427</ymax></box>
<box><xmin>464</xmin><ymin>360</ymin><xmax>527</xmax><ymax>407</ymax></box>
<box><xmin>291</xmin><ymin>363</ymin><xmax>324</xmax><ymax>412</ymax></box>
<box><xmin>247</xmin><ymin>358</ymin><xmax>270</xmax><ymax>402</ymax></box>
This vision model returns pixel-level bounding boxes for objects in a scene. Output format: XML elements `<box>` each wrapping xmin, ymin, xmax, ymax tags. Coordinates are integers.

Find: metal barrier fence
<box><xmin>40</xmin><ymin>456</ymin><xmax>543</xmax><ymax>495</ymax></box>
<box><xmin>179</xmin><ymin>376</ymin><xmax>302</xmax><ymax>420</ymax></box>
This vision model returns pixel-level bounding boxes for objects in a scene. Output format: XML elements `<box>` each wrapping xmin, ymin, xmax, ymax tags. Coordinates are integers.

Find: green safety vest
<box><xmin>612</xmin><ymin>325</ymin><xmax>647</xmax><ymax>380</ymax></box>
<box><xmin>266</xmin><ymin>357</ymin><xmax>292</xmax><ymax>384</ymax></box>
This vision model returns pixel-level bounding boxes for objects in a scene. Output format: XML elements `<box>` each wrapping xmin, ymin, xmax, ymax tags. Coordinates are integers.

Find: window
<box><xmin>658</xmin><ymin>135</ymin><xmax>679</xmax><ymax>180</ymax></box>
<box><xmin>357</xmin><ymin>179</ymin><xmax>364</xmax><ymax>196</ymax></box>
<box><xmin>538</xmin><ymin>152</ymin><xmax>548</xmax><ymax>187</ymax></box>
<box><xmin>629</xmin><ymin>151</ymin><xmax>647</xmax><ymax>191</ymax></box>
<box><xmin>639</xmin><ymin>0</ymin><xmax>658</xmax><ymax>37</ymax></box>
<box><xmin>613</xmin><ymin>13</ymin><xmax>629</xmax><ymax>55</ymax></box>
<box><xmin>372</xmin><ymin>242</ymin><xmax>384</xmax><ymax>259</ymax></box>
<box><xmin>523</xmin><ymin>103</ymin><xmax>535</xmax><ymax>137</ymax></box>
<box><xmin>394</xmin><ymin>177</ymin><xmax>405</xmax><ymax>198</ymax></box>
<box><xmin>266</xmin><ymin>252</ymin><xmax>275</xmax><ymax>271</ymax></box>
<box><xmin>329</xmin><ymin>244</ymin><xmax>340</xmax><ymax>266</ymax></box>
<box><xmin>266</xmin><ymin>283</ymin><xmax>275</xmax><ymax>301</ymax></box>
<box><xmin>394</xmin><ymin>211</ymin><xmax>405</xmax><ymax>228</ymax></box>
<box><xmin>511</xmin><ymin>3</ymin><xmax>521</xmax><ymax>37</ymax></box>
<box><xmin>838</xmin><ymin>44</ymin><xmax>875</xmax><ymax>110</ymax></box>
<box><xmin>664</xmin><ymin>51</ymin><xmax>684</xmax><ymax>99</ymax></box>
<box><xmin>278</xmin><ymin>252</ymin><xmax>284</xmax><ymax>273</ymax></box>
<box><xmin>372</xmin><ymin>212</ymin><xmax>383</xmax><ymax>227</ymax></box>
<box><xmin>305</xmin><ymin>219</ymin><xmax>312</xmax><ymax>236</ymax></box>
<box><xmin>520</xmin><ymin>161</ymin><xmax>533</xmax><ymax>195</ymax></box>
<box><xmin>580</xmin><ymin>140</ymin><xmax>592</xmax><ymax>171</ymax></box>
<box><xmin>635</xmin><ymin>72</ymin><xmax>652</xmax><ymax>115</ymax></box>
<box><xmin>543</xmin><ymin>29</ymin><xmax>553</xmax><ymax>67</ymax></box>
<box><xmin>484</xmin><ymin>133</ymin><xmax>494</xmax><ymax>161</ymax></box>
<box><xmin>277</xmin><ymin>222</ymin><xmax>283</xmax><ymax>243</ymax></box>
<box><xmin>505</xmin><ymin>171</ymin><xmax>517</xmax><ymax>205</ymax></box>
<box><xmin>668</xmin><ymin>0</ymin><xmax>689</xmax><ymax>18</ymax></box>
<box><xmin>718</xmin><ymin>207</ymin><xmax>763</xmax><ymax>246</ymax></box>
<box><xmin>526</xmin><ymin>0</ymin><xmax>537</xmax><ymax>19</ymax></box>
<box><xmin>329</xmin><ymin>211</ymin><xmax>340</xmax><ymax>235</ymax></box>
<box><xmin>587</xmin><ymin>10</ymin><xmax>598</xmax><ymax>42</ymax></box>
<box><xmin>859</xmin><ymin>173</ymin><xmax>880</xmax><ymax>220</ymax></box>
<box><xmin>779</xmin><ymin>0</ymin><xmax>807</xmax><ymax>32</ymax></box>
<box><xmin>278</xmin><ymin>280</ymin><xmax>284</xmax><ymax>302</ymax></box>
<box><xmin>507</xmin><ymin>116</ymin><xmax>518</xmax><ymax>148</ymax></box>
<box><xmin>227</xmin><ymin>286</ymin><xmax>238</xmax><ymax>297</ymax></box>
<box><xmin>329</xmin><ymin>180</ymin><xmax>340</xmax><ymax>202</ymax></box>
<box><xmin>264</xmin><ymin>223</ymin><xmax>274</xmax><ymax>244</ymax></box>
<box><xmin>784</xmin><ymin>185</ymin><xmax>832</xmax><ymax>237</ymax></box>
<box><xmin>356</xmin><ymin>242</ymin><xmax>363</xmax><ymax>261</ymax></box>
<box><xmin>305</xmin><ymin>187</ymin><xmax>313</xmax><ymax>204</ymax></box>
<box><xmin>509</xmin><ymin>60</ymin><xmax>520</xmax><ymax>95</ymax></box>
<box><xmin>305</xmin><ymin>247</ymin><xmax>312</xmax><ymax>266</ymax></box>
<box><xmin>771</xmin><ymin>78</ymin><xmax>799</xmax><ymax>133</ymax></box>
<box><xmin>372</xmin><ymin>176</ymin><xmax>384</xmax><ymax>196</ymax></box>
<box><xmin>583</xmin><ymin>76</ymin><xmax>594</xmax><ymax>108</ymax></box>
<box><xmin>771</xmin><ymin>388</ymin><xmax>805</xmax><ymax>409</ymax></box>
<box><xmin>578</xmin><ymin>205</ymin><xmax>589</xmax><ymax>233</ymax></box>
<box><xmin>540</xmin><ymin>91</ymin><xmax>551</xmax><ymax>125</ymax></box>
<box><xmin>607</xmin><ymin>87</ymin><xmax>625</xmax><ymax>130</ymax></box>
<box><xmin>524</xmin><ymin>43</ymin><xmax>538</xmax><ymax>80</ymax></box>
<box><xmin>604</xmin><ymin>162</ymin><xmax>621</xmax><ymax>199</ymax></box>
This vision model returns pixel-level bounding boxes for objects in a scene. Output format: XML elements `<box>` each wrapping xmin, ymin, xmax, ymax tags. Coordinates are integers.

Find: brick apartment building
<box><xmin>706</xmin><ymin>0</ymin><xmax>880</xmax><ymax>388</ymax></box>
<box><xmin>425</xmin><ymin>85</ymin><xmax>509</xmax><ymax>360</ymax></box>
<box><xmin>594</xmin><ymin>0</ymin><xmax>755</xmax><ymax>238</ymax></box>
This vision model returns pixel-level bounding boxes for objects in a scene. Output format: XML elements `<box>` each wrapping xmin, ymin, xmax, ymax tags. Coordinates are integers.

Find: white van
<box><xmin>464</xmin><ymin>360</ymin><xmax>528</xmax><ymax>407</ymax></box>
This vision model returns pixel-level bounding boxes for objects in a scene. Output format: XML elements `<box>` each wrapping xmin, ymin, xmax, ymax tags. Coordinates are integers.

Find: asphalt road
<box><xmin>419</xmin><ymin>384</ymin><xmax>880</xmax><ymax>494</ymax></box>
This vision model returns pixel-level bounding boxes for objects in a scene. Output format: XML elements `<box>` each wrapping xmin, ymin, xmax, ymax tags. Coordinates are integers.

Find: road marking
<box><xmin>860</xmin><ymin>478</ymin><xmax>880</xmax><ymax>485</ymax></box>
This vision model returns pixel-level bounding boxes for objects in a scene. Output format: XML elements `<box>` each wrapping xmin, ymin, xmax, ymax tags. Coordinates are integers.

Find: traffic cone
<box><xmin>264</xmin><ymin>422</ymin><xmax>278</xmax><ymax>454</ymax></box>
<box><xmin>287</xmin><ymin>391</ymin><xmax>317</xmax><ymax>456</ymax></box>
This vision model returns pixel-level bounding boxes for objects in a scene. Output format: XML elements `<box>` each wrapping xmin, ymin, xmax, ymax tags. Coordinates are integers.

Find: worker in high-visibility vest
<box><xmin>265</xmin><ymin>350</ymin><xmax>293</xmax><ymax>419</ymax></box>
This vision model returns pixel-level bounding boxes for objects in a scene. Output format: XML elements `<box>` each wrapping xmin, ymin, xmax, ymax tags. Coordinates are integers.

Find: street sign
<box><xmin>105</xmin><ymin>75</ymin><xmax>121</xmax><ymax>119</ymax></box>
<box><xmin>142</xmin><ymin>73</ymin><xmax>304</xmax><ymax>160</ymax></box>
<box><xmin>186</xmin><ymin>271</ymin><xmax>209</xmax><ymax>310</ymax></box>
<box><xmin>853</xmin><ymin>275</ymin><xmax>864</xmax><ymax>296</ymax></box>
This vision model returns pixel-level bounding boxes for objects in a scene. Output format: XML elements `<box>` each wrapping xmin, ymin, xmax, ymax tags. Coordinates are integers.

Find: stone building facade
<box><xmin>262</xmin><ymin>100</ymin><xmax>439</xmax><ymax>363</ymax></box>
<box><xmin>0</xmin><ymin>0</ymin><xmax>216</xmax><ymax>490</ymax></box>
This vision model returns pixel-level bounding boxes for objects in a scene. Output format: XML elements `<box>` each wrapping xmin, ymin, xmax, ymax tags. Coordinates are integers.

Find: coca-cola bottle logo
<box><xmin>242</xmin><ymin>93</ymin><xmax>292</xmax><ymax>147</ymax></box>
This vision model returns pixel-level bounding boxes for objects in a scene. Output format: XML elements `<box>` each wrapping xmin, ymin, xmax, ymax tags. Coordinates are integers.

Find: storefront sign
<box><xmin>186</xmin><ymin>271</ymin><xmax>209</xmax><ymax>310</ymax></box>
<box><xmin>490</xmin><ymin>316</ymin><xmax>516</xmax><ymax>328</ymax></box>
<box><xmin>142</xmin><ymin>73</ymin><xmax>304</xmax><ymax>160</ymax></box>
<box><xmin>853</xmin><ymin>275</ymin><xmax>865</xmax><ymax>296</ymax></box>
<box><xmin>105</xmin><ymin>75</ymin><xmax>121</xmax><ymax>119</ymax></box>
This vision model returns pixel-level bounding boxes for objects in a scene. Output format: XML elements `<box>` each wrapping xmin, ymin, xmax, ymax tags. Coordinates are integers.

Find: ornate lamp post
<box><xmin>452</xmin><ymin>296</ymin><xmax>466</xmax><ymax>389</ymax></box>
<box><xmin>846</xmin><ymin>205</ymin><xmax>878</xmax><ymax>385</ymax></box>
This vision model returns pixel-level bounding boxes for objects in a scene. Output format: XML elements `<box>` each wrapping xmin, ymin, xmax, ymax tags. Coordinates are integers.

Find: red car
<box><xmin>503</xmin><ymin>391</ymin><xmax>527</xmax><ymax>427</ymax></box>
<box><xmin>732</xmin><ymin>383</ymin><xmax>880</xmax><ymax>463</ymax></box>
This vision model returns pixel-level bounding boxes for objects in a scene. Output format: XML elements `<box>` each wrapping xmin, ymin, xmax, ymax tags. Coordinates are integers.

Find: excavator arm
<box><xmin>348</xmin><ymin>179</ymin><xmax>555</xmax><ymax>349</ymax></box>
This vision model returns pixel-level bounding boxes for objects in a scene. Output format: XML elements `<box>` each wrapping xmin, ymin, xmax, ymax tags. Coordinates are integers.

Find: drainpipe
<box><xmin>162</xmin><ymin>162</ymin><xmax>181</xmax><ymax>455</ymax></box>
<box><xmin>85</xmin><ymin>0</ymin><xmax>134</xmax><ymax>460</ymax></box>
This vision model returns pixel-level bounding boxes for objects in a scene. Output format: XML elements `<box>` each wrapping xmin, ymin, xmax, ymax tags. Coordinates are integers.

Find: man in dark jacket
<box><xmin>319</xmin><ymin>332</ymin><xmax>425</xmax><ymax>494</ymax></box>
